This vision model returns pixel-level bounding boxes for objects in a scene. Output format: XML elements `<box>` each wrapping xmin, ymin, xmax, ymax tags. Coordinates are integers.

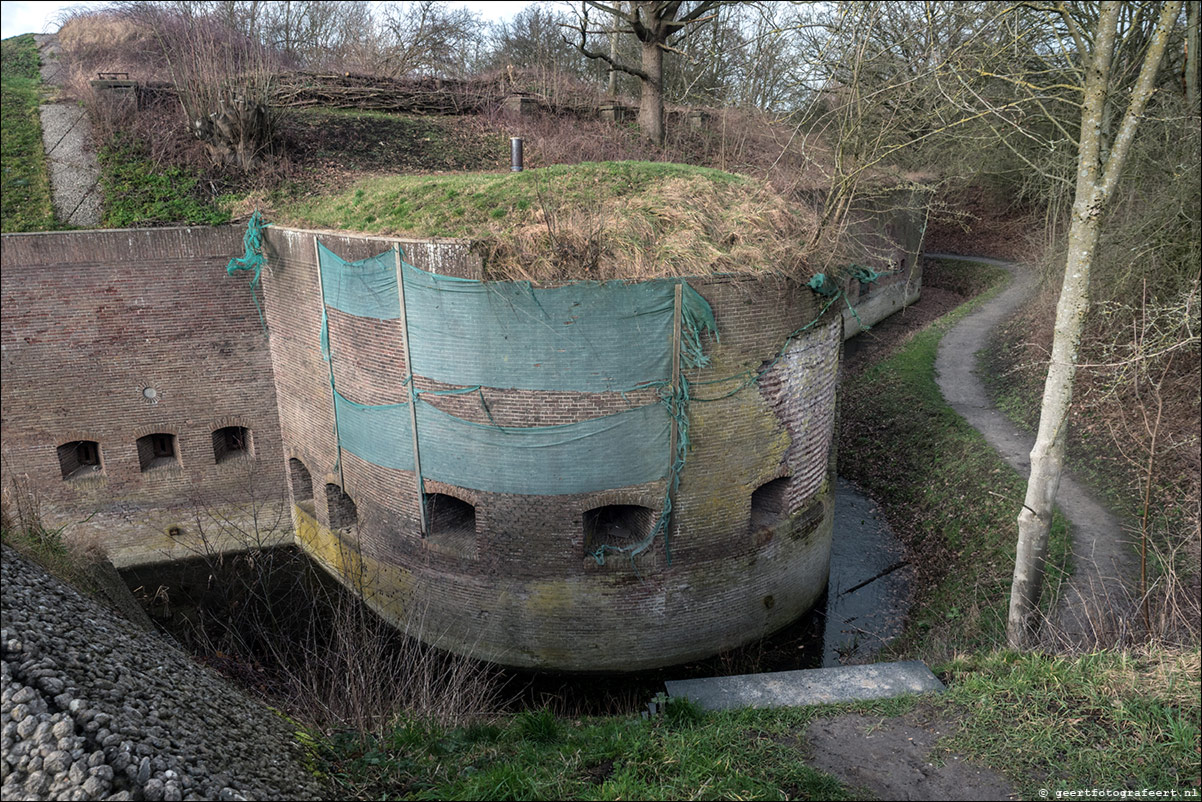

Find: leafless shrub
<box><xmin>1038</xmin><ymin>521</ymin><xmax>1201</xmax><ymax>653</ymax></box>
<box><xmin>142</xmin><ymin>469</ymin><xmax>500</xmax><ymax>735</ymax></box>
<box><xmin>1</xmin><ymin>467</ymin><xmax>47</xmax><ymax>548</ymax></box>
<box><xmin>99</xmin><ymin>2</ymin><xmax>287</xmax><ymax>171</ymax></box>
<box><xmin>1</xmin><ymin>461</ymin><xmax>107</xmax><ymax>578</ymax></box>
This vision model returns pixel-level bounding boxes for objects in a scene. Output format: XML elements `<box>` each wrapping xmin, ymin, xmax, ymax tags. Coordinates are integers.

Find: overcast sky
<box><xmin>0</xmin><ymin>1</ymin><xmax>543</xmax><ymax>40</ymax></box>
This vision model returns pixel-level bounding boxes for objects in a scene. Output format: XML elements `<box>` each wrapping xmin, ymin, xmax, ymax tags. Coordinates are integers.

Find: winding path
<box><xmin>928</xmin><ymin>253</ymin><xmax>1136</xmax><ymax>645</ymax></box>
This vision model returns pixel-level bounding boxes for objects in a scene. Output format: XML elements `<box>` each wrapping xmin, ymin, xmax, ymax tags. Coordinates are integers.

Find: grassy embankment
<box><xmin>1</xmin><ymin>34</ymin><xmax>57</xmax><ymax>232</ymax></box>
<box><xmin>305</xmin><ymin>259</ymin><xmax>1197</xmax><ymax>800</ymax></box>
<box><xmin>840</xmin><ymin>258</ymin><xmax>1072</xmax><ymax>660</ymax></box>
<box><xmin>97</xmin><ymin>134</ymin><xmax>231</xmax><ymax>228</ymax></box>
<box><xmin>274</xmin><ymin>161</ymin><xmax>814</xmax><ymax>282</ymax></box>
<box><xmin>311</xmin><ymin>650</ymin><xmax>1198</xmax><ymax>801</ymax></box>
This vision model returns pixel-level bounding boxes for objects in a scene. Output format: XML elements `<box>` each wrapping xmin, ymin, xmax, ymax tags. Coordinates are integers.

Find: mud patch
<box><xmin>582</xmin><ymin>758</ymin><xmax>615</xmax><ymax>784</ymax></box>
<box><xmin>806</xmin><ymin>709</ymin><xmax>1014</xmax><ymax>801</ymax></box>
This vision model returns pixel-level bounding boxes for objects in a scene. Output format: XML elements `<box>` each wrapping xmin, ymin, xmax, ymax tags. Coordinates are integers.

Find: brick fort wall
<box><xmin>261</xmin><ymin>226</ymin><xmax>841</xmax><ymax>671</ymax></box>
<box><xmin>0</xmin><ymin>228</ymin><xmax>287</xmax><ymax>558</ymax></box>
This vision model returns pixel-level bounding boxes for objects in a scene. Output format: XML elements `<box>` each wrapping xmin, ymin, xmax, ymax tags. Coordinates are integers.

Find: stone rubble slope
<box><xmin>1</xmin><ymin>546</ymin><xmax>325</xmax><ymax>801</ymax></box>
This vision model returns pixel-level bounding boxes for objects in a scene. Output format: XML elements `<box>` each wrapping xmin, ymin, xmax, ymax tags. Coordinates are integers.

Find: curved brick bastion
<box><xmin>259</xmin><ymin>226</ymin><xmax>841</xmax><ymax>672</ymax></box>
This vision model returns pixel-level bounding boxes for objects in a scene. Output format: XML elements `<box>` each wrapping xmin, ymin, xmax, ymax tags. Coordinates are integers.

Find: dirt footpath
<box><xmin>806</xmin><ymin>708</ymin><xmax>1014</xmax><ymax>800</ymax></box>
<box><xmin>929</xmin><ymin>253</ymin><xmax>1136</xmax><ymax>645</ymax></box>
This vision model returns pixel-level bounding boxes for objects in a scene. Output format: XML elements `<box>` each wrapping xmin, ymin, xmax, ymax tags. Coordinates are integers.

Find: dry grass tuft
<box><xmin>279</xmin><ymin>162</ymin><xmax>821</xmax><ymax>282</ymax></box>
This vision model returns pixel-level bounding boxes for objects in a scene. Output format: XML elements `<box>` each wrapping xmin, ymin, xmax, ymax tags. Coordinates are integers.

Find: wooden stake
<box><xmin>395</xmin><ymin>246</ymin><xmax>429</xmax><ymax>537</ymax></box>
<box><xmin>313</xmin><ymin>237</ymin><xmax>345</xmax><ymax>489</ymax></box>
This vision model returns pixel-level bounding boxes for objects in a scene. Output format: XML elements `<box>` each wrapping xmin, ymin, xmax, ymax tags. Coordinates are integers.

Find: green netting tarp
<box><xmin>333</xmin><ymin>389</ymin><xmax>670</xmax><ymax>495</ymax></box>
<box><xmin>318</xmin><ymin>242</ymin><xmax>716</xmax><ymax>393</ymax></box>
<box><xmin>318</xmin><ymin>242</ymin><xmax>402</xmax><ymax>320</ymax></box>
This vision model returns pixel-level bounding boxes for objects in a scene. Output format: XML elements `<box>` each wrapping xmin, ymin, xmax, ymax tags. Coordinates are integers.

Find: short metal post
<box><xmin>510</xmin><ymin>137</ymin><xmax>524</xmax><ymax>171</ymax></box>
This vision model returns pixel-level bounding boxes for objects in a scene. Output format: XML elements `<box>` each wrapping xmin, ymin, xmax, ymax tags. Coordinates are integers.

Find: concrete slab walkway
<box><xmin>665</xmin><ymin>661</ymin><xmax>944</xmax><ymax>711</ymax></box>
<box><xmin>928</xmin><ymin>253</ymin><xmax>1136</xmax><ymax>645</ymax></box>
<box><xmin>33</xmin><ymin>33</ymin><xmax>102</xmax><ymax>227</ymax></box>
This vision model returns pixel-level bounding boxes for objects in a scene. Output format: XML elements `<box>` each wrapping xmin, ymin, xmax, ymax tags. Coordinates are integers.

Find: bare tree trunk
<box><xmin>570</xmin><ymin>1</ymin><xmax>716</xmax><ymax>144</ymax></box>
<box><xmin>1007</xmin><ymin>0</ymin><xmax>1182</xmax><ymax>649</ymax></box>
<box><xmin>639</xmin><ymin>39</ymin><xmax>664</xmax><ymax>144</ymax></box>
<box><xmin>1009</xmin><ymin>198</ymin><xmax>1102</xmax><ymax>647</ymax></box>
<box><xmin>608</xmin><ymin>8</ymin><xmax>620</xmax><ymax>96</ymax></box>
<box><xmin>1187</xmin><ymin>1</ymin><xmax>1199</xmax><ymax>109</ymax></box>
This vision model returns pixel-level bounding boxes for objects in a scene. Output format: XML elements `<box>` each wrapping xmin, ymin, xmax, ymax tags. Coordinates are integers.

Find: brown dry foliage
<box><xmin>472</xmin><ymin>175</ymin><xmax>819</xmax><ymax>283</ymax></box>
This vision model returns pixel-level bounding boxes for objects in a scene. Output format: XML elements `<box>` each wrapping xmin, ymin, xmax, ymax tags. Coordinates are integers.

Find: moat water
<box><xmin>120</xmin><ymin>477</ymin><xmax>910</xmax><ymax>715</ymax></box>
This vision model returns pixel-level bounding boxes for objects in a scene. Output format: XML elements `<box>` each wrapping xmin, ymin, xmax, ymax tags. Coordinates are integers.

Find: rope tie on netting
<box><xmin>588</xmin><ymin>274</ymin><xmax>847</xmax><ymax>567</ymax></box>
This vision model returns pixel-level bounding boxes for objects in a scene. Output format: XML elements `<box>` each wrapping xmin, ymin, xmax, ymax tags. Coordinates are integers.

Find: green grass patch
<box><xmin>839</xmin><ymin>259</ymin><xmax>1072</xmax><ymax>660</ymax></box>
<box><xmin>98</xmin><ymin>135</ymin><xmax>230</xmax><ymax>227</ymax></box>
<box><xmin>320</xmin><ymin>704</ymin><xmax>858</xmax><ymax>801</ymax></box>
<box><xmin>1</xmin><ymin>34</ymin><xmax>58</xmax><ymax>232</ymax></box>
<box><xmin>937</xmin><ymin>649</ymin><xmax>1201</xmax><ymax>798</ymax></box>
<box><xmin>275</xmin><ymin>161</ymin><xmax>810</xmax><ymax>282</ymax></box>
<box><xmin>281</xmin><ymin>161</ymin><xmax>742</xmax><ymax>238</ymax></box>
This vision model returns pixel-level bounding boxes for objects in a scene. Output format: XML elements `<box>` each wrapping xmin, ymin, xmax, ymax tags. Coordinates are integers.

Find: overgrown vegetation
<box><xmin>940</xmin><ymin>648</ymin><xmax>1201</xmax><ymax>798</ymax></box>
<box><xmin>98</xmin><ymin>134</ymin><xmax>231</xmax><ymax>227</ymax></box>
<box><xmin>839</xmin><ymin>258</ymin><xmax>1072</xmax><ymax>661</ymax></box>
<box><xmin>276</xmin><ymin>160</ymin><xmax>815</xmax><ymax>281</ymax></box>
<box><xmin>0</xmin><ymin>469</ymin><xmax>109</xmax><ymax>607</ymax></box>
<box><xmin>309</xmin><ymin>646</ymin><xmax>1201</xmax><ymax>801</ymax></box>
<box><xmin>0</xmin><ymin>34</ymin><xmax>58</xmax><ymax>232</ymax></box>
<box><xmin>319</xmin><ymin>701</ymin><xmax>857</xmax><ymax>801</ymax></box>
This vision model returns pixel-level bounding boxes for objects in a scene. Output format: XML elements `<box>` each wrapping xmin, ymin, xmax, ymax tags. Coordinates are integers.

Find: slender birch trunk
<box><xmin>1007</xmin><ymin>0</ymin><xmax>1183</xmax><ymax>648</ymax></box>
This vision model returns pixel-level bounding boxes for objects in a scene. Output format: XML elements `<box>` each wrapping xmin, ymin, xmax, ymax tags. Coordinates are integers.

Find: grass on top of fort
<box><xmin>274</xmin><ymin>161</ymin><xmax>818</xmax><ymax>282</ymax></box>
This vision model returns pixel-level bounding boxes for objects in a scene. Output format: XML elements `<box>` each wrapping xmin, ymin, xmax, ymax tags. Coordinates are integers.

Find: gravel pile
<box><xmin>1</xmin><ymin>547</ymin><xmax>326</xmax><ymax>801</ymax></box>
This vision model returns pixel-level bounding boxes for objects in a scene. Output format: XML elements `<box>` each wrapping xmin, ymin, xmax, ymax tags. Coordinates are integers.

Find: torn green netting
<box><xmin>850</xmin><ymin>263</ymin><xmax>892</xmax><ymax>284</ymax></box>
<box><xmin>809</xmin><ymin>270</ymin><xmax>871</xmax><ymax>331</ymax></box>
<box><xmin>226</xmin><ymin>210</ymin><xmax>269</xmax><ymax>334</ymax></box>
<box><xmin>332</xmin><ymin>388</ymin><xmax>671</xmax><ymax>495</ymax></box>
<box><xmin>297</xmin><ymin>237</ymin><xmax>861</xmax><ymax>567</ymax></box>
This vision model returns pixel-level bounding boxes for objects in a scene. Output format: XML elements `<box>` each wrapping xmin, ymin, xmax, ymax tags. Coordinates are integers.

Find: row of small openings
<box><xmin>581</xmin><ymin>479</ymin><xmax>792</xmax><ymax>553</ymax></box>
<box><xmin>287</xmin><ymin>458</ymin><xmax>359</xmax><ymax>529</ymax></box>
<box><xmin>57</xmin><ymin>427</ymin><xmax>252</xmax><ymax>480</ymax></box>
<box><xmin>283</xmin><ymin>465</ymin><xmax>794</xmax><ymax>554</ymax></box>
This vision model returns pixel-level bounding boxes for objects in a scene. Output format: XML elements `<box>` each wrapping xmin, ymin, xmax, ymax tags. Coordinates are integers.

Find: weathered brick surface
<box><xmin>262</xmin><ymin>227</ymin><xmax>842</xmax><ymax>671</ymax></box>
<box><xmin>0</xmin><ymin>228</ymin><xmax>287</xmax><ymax>558</ymax></box>
<box><xmin>1</xmin><ymin>219</ymin><xmax>898</xmax><ymax>670</ymax></box>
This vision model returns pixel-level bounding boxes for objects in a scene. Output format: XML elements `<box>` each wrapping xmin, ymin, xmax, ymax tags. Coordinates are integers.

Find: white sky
<box><xmin>1</xmin><ymin>1</ymin><xmax>544</xmax><ymax>40</ymax></box>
